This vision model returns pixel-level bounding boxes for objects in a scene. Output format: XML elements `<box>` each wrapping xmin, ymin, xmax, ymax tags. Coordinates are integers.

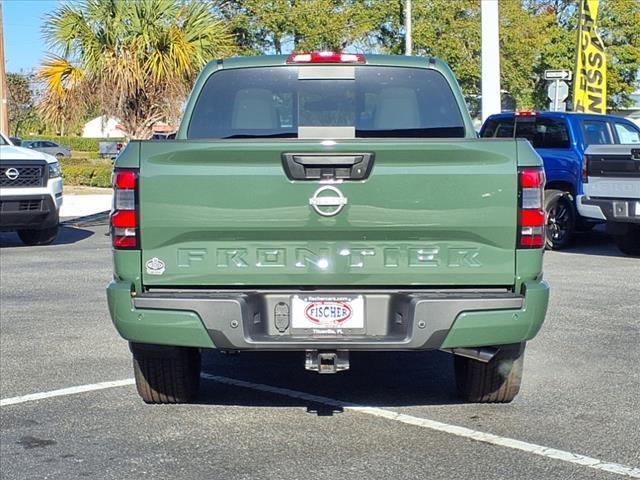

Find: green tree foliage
<box><xmin>6</xmin><ymin>73</ymin><xmax>37</xmax><ymax>137</ymax></box>
<box><xmin>218</xmin><ymin>0</ymin><xmax>388</xmax><ymax>54</ymax></box>
<box><xmin>40</xmin><ymin>0</ymin><xmax>236</xmax><ymax>138</ymax></box>
<box><xmin>409</xmin><ymin>1</ymin><xmax>481</xmax><ymax>96</ymax></box>
<box><xmin>359</xmin><ymin>0</ymin><xmax>547</xmax><ymax>106</ymax></box>
<box><xmin>525</xmin><ymin>1</ymin><xmax>576</xmax><ymax>109</ymax></box>
<box><xmin>500</xmin><ymin>0</ymin><xmax>560</xmax><ymax>109</ymax></box>
<box><xmin>185</xmin><ymin>0</ymin><xmax>640</xmax><ymax>112</ymax></box>
<box><xmin>530</xmin><ymin>0</ymin><xmax>640</xmax><ymax>109</ymax></box>
<box><xmin>596</xmin><ymin>0</ymin><xmax>640</xmax><ymax>108</ymax></box>
<box><xmin>36</xmin><ymin>0</ymin><xmax>640</xmax><ymax>130</ymax></box>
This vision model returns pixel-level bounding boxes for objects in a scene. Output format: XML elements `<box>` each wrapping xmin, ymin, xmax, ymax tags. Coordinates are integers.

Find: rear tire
<box><xmin>454</xmin><ymin>343</ymin><xmax>525</xmax><ymax>403</ymax></box>
<box><xmin>614</xmin><ymin>225</ymin><xmax>640</xmax><ymax>256</ymax></box>
<box><xmin>545</xmin><ymin>189</ymin><xmax>575</xmax><ymax>250</ymax></box>
<box><xmin>131</xmin><ymin>343</ymin><xmax>201</xmax><ymax>404</ymax></box>
<box><xmin>17</xmin><ymin>224</ymin><xmax>59</xmax><ymax>246</ymax></box>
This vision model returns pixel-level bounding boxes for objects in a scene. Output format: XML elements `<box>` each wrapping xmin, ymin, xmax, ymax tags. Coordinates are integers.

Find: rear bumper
<box><xmin>0</xmin><ymin>194</ymin><xmax>60</xmax><ymax>230</ymax></box>
<box><xmin>577</xmin><ymin>195</ymin><xmax>640</xmax><ymax>224</ymax></box>
<box><xmin>107</xmin><ymin>281</ymin><xmax>550</xmax><ymax>351</ymax></box>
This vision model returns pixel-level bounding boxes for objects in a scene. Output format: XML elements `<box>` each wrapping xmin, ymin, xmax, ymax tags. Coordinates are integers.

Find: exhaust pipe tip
<box><xmin>447</xmin><ymin>347</ymin><xmax>499</xmax><ymax>363</ymax></box>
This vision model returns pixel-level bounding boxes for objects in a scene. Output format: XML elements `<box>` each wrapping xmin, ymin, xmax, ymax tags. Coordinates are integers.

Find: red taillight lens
<box><xmin>582</xmin><ymin>156</ymin><xmax>588</xmax><ymax>183</ymax></box>
<box><xmin>113</xmin><ymin>235</ymin><xmax>137</xmax><ymax>248</ymax></box>
<box><xmin>518</xmin><ymin>167</ymin><xmax>545</xmax><ymax>249</ymax></box>
<box><xmin>114</xmin><ymin>170</ymin><xmax>136</xmax><ymax>189</ymax></box>
<box><xmin>520</xmin><ymin>234</ymin><xmax>544</xmax><ymax>247</ymax></box>
<box><xmin>111</xmin><ymin>168</ymin><xmax>139</xmax><ymax>249</ymax></box>
<box><xmin>520</xmin><ymin>169</ymin><xmax>544</xmax><ymax>188</ymax></box>
<box><xmin>521</xmin><ymin>209</ymin><xmax>545</xmax><ymax>225</ymax></box>
<box><xmin>286</xmin><ymin>52</ymin><xmax>365</xmax><ymax>64</ymax></box>
<box><xmin>111</xmin><ymin>210</ymin><xmax>137</xmax><ymax>228</ymax></box>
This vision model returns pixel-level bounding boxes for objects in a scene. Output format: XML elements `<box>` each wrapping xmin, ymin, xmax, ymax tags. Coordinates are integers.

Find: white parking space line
<box><xmin>2</xmin><ymin>374</ymin><xmax>639</xmax><ymax>479</ymax></box>
<box><xmin>0</xmin><ymin>379</ymin><xmax>135</xmax><ymax>407</ymax></box>
<box><xmin>202</xmin><ymin>374</ymin><xmax>640</xmax><ymax>479</ymax></box>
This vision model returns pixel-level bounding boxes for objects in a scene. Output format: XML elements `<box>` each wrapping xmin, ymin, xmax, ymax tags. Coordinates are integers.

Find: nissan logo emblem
<box><xmin>5</xmin><ymin>168</ymin><xmax>20</xmax><ymax>181</ymax></box>
<box><xmin>309</xmin><ymin>186</ymin><xmax>348</xmax><ymax>217</ymax></box>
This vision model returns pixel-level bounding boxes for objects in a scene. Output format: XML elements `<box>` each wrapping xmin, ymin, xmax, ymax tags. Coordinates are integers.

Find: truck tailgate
<box><xmin>138</xmin><ymin>139</ymin><xmax>517</xmax><ymax>286</ymax></box>
<box><xmin>585</xmin><ymin>146</ymin><xmax>640</xmax><ymax>200</ymax></box>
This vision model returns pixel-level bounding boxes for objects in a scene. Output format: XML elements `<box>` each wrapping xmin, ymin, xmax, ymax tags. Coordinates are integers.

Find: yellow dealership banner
<box><xmin>573</xmin><ymin>0</ymin><xmax>607</xmax><ymax>113</ymax></box>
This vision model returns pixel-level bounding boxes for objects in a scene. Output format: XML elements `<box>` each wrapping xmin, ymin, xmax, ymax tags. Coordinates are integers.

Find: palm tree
<box><xmin>37</xmin><ymin>56</ymin><xmax>85</xmax><ymax>136</ymax></box>
<box><xmin>38</xmin><ymin>0</ymin><xmax>235</xmax><ymax>139</ymax></box>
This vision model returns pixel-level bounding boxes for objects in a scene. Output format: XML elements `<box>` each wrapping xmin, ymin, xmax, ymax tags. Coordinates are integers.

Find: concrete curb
<box><xmin>60</xmin><ymin>194</ymin><xmax>112</xmax><ymax>219</ymax></box>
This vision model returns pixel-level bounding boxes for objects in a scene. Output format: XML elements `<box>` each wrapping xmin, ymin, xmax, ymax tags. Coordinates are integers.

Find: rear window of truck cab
<box><xmin>187</xmin><ymin>66</ymin><xmax>466</xmax><ymax>139</ymax></box>
<box><xmin>481</xmin><ymin>116</ymin><xmax>571</xmax><ymax>149</ymax></box>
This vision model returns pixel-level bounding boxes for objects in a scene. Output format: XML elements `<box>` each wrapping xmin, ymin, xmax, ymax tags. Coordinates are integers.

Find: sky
<box><xmin>2</xmin><ymin>0</ymin><xmax>59</xmax><ymax>73</ymax></box>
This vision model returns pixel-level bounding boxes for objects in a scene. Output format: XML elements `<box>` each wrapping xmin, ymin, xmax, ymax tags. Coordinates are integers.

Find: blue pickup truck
<box><xmin>480</xmin><ymin>112</ymin><xmax>640</xmax><ymax>249</ymax></box>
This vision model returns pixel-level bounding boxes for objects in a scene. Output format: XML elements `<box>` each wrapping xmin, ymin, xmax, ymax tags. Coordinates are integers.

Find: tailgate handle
<box><xmin>282</xmin><ymin>153</ymin><xmax>374</xmax><ymax>180</ymax></box>
<box><xmin>293</xmin><ymin>155</ymin><xmax>361</xmax><ymax>166</ymax></box>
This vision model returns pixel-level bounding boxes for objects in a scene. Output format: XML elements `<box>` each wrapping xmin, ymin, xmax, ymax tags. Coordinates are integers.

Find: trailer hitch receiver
<box><xmin>305</xmin><ymin>350</ymin><xmax>350</xmax><ymax>374</ymax></box>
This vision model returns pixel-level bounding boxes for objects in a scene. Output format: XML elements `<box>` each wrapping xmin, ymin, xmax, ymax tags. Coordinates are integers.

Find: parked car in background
<box><xmin>99</xmin><ymin>140</ymin><xmax>126</xmax><ymax>161</ymax></box>
<box><xmin>9</xmin><ymin>136</ymin><xmax>22</xmax><ymax>146</ymax></box>
<box><xmin>0</xmin><ymin>132</ymin><xmax>63</xmax><ymax>245</ymax></box>
<box><xmin>22</xmin><ymin>140</ymin><xmax>72</xmax><ymax>158</ymax></box>
<box><xmin>578</xmin><ymin>145</ymin><xmax>640</xmax><ymax>256</ymax></box>
<box><xmin>480</xmin><ymin>112</ymin><xmax>640</xmax><ymax>249</ymax></box>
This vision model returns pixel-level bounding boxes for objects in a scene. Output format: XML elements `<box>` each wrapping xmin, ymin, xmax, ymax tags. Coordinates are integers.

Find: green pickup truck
<box><xmin>107</xmin><ymin>52</ymin><xmax>550</xmax><ymax>404</ymax></box>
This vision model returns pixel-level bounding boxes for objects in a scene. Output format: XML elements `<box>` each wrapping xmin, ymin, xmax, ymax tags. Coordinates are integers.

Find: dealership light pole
<box><xmin>481</xmin><ymin>0</ymin><xmax>501</xmax><ymax>122</ymax></box>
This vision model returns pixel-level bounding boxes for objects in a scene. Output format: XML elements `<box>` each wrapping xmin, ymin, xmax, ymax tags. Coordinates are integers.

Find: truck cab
<box><xmin>480</xmin><ymin>112</ymin><xmax>640</xmax><ymax>249</ymax></box>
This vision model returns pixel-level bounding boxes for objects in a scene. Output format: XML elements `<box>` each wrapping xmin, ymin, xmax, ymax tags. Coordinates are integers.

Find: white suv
<box><xmin>0</xmin><ymin>132</ymin><xmax>63</xmax><ymax>245</ymax></box>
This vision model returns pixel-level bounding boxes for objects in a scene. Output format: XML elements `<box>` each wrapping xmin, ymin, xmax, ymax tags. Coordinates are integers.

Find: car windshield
<box><xmin>188</xmin><ymin>66</ymin><xmax>466</xmax><ymax>139</ymax></box>
<box><xmin>0</xmin><ymin>135</ymin><xmax>8</xmax><ymax>146</ymax></box>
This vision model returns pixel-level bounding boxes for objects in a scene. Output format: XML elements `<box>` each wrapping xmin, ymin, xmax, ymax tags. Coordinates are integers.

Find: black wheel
<box><xmin>614</xmin><ymin>225</ymin><xmax>640</xmax><ymax>256</ymax></box>
<box><xmin>454</xmin><ymin>343</ymin><xmax>525</xmax><ymax>403</ymax></box>
<box><xmin>545</xmin><ymin>189</ymin><xmax>575</xmax><ymax>250</ymax></box>
<box><xmin>17</xmin><ymin>224</ymin><xmax>59</xmax><ymax>246</ymax></box>
<box><xmin>55</xmin><ymin>153</ymin><xmax>64</xmax><ymax>159</ymax></box>
<box><xmin>131</xmin><ymin>343</ymin><xmax>201</xmax><ymax>404</ymax></box>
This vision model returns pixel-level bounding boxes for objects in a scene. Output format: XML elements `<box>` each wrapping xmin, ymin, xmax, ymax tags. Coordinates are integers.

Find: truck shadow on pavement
<box><xmin>558</xmin><ymin>227</ymin><xmax>626</xmax><ymax>258</ymax></box>
<box><xmin>197</xmin><ymin>350</ymin><xmax>463</xmax><ymax>413</ymax></box>
<box><xmin>0</xmin><ymin>226</ymin><xmax>94</xmax><ymax>248</ymax></box>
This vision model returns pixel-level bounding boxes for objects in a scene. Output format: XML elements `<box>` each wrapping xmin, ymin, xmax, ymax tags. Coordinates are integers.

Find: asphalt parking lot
<box><xmin>1</xmin><ymin>223</ymin><xmax>639</xmax><ymax>479</ymax></box>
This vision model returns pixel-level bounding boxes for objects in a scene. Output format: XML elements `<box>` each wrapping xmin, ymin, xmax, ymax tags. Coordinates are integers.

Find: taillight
<box><xmin>286</xmin><ymin>52</ymin><xmax>366</xmax><ymax>64</ymax></box>
<box><xmin>518</xmin><ymin>167</ymin><xmax>545</xmax><ymax>248</ymax></box>
<box><xmin>111</xmin><ymin>169</ymin><xmax>139</xmax><ymax>249</ymax></box>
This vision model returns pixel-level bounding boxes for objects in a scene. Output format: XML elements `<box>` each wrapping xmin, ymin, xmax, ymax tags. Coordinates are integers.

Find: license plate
<box><xmin>291</xmin><ymin>295</ymin><xmax>364</xmax><ymax>331</ymax></box>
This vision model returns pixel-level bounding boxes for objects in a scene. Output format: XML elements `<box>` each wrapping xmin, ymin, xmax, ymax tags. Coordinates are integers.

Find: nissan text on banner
<box><xmin>573</xmin><ymin>0</ymin><xmax>607</xmax><ymax>114</ymax></box>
